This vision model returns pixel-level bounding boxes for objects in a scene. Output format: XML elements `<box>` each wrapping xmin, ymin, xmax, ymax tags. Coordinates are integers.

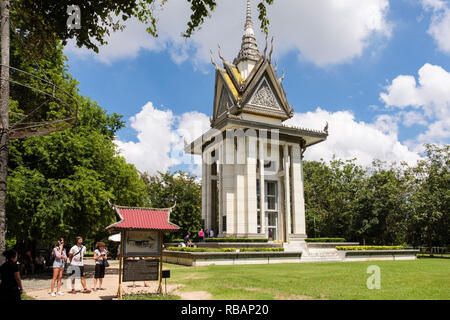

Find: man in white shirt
<box><xmin>68</xmin><ymin>236</ymin><xmax>91</xmax><ymax>294</ymax></box>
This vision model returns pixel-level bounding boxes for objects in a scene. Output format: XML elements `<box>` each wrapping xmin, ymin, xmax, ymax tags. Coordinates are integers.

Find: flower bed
<box><xmin>306</xmin><ymin>238</ymin><xmax>346</xmax><ymax>243</ymax></box>
<box><xmin>205</xmin><ymin>238</ymin><xmax>269</xmax><ymax>243</ymax></box>
<box><xmin>239</xmin><ymin>248</ymin><xmax>284</xmax><ymax>252</ymax></box>
<box><xmin>167</xmin><ymin>247</ymin><xmax>236</xmax><ymax>253</ymax></box>
<box><xmin>336</xmin><ymin>246</ymin><xmax>404</xmax><ymax>251</ymax></box>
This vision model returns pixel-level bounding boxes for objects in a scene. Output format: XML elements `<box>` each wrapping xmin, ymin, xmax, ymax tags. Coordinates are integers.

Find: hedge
<box><xmin>306</xmin><ymin>238</ymin><xmax>346</xmax><ymax>242</ymax></box>
<box><xmin>336</xmin><ymin>246</ymin><xmax>405</xmax><ymax>251</ymax></box>
<box><xmin>204</xmin><ymin>238</ymin><xmax>269</xmax><ymax>243</ymax></box>
<box><xmin>239</xmin><ymin>248</ymin><xmax>284</xmax><ymax>252</ymax></box>
<box><xmin>166</xmin><ymin>247</ymin><xmax>237</xmax><ymax>253</ymax></box>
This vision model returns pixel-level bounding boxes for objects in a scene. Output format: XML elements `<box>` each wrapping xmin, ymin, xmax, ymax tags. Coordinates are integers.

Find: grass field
<box><xmin>158</xmin><ymin>258</ymin><xmax>450</xmax><ymax>300</ymax></box>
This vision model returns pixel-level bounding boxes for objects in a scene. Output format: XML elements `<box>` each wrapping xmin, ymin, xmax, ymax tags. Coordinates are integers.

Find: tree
<box><xmin>142</xmin><ymin>171</ymin><xmax>202</xmax><ymax>240</ymax></box>
<box><xmin>5</xmin><ymin>43</ymin><xmax>147</xmax><ymax>251</ymax></box>
<box><xmin>352</xmin><ymin>161</ymin><xmax>410</xmax><ymax>245</ymax></box>
<box><xmin>303</xmin><ymin>158</ymin><xmax>366</xmax><ymax>241</ymax></box>
<box><xmin>406</xmin><ymin>144</ymin><xmax>450</xmax><ymax>250</ymax></box>
<box><xmin>0</xmin><ymin>0</ymin><xmax>275</xmax><ymax>262</ymax></box>
<box><xmin>11</xmin><ymin>0</ymin><xmax>274</xmax><ymax>59</ymax></box>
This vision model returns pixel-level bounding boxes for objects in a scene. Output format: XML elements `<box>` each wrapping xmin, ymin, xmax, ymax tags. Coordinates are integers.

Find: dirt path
<box><xmin>25</xmin><ymin>273</ymin><xmax>210</xmax><ymax>300</ymax></box>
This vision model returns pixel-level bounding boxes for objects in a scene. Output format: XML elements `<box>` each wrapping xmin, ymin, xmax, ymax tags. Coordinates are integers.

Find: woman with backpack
<box><xmin>50</xmin><ymin>237</ymin><xmax>67</xmax><ymax>297</ymax></box>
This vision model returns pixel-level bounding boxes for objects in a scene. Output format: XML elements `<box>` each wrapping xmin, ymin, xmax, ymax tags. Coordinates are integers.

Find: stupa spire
<box><xmin>245</xmin><ymin>0</ymin><xmax>254</xmax><ymax>35</ymax></box>
<box><xmin>234</xmin><ymin>0</ymin><xmax>261</xmax><ymax>67</ymax></box>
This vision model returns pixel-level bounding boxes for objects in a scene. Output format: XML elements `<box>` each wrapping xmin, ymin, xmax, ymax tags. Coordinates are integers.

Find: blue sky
<box><xmin>65</xmin><ymin>0</ymin><xmax>450</xmax><ymax>175</ymax></box>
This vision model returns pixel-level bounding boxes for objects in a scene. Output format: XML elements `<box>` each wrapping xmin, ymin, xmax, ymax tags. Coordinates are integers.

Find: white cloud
<box><xmin>66</xmin><ymin>0</ymin><xmax>392</xmax><ymax>67</ymax></box>
<box><xmin>285</xmin><ymin>108</ymin><xmax>421</xmax><ymax>166</ymax></box>
<box><xmin>421</xmin><ymin>0</ymin><xmax>450</xmax><ymax>54</ymax></box>
<box><xmin>115</xmin><ymin>102</ymin><xmax>179</xmax><ymax>175</ymax></box>
<box><xmin>117</xmin><ymin>103</ymin><xmax>422</xmax><ymax>175</ymax></box>
<box><xmin>380</xmin><ymin>63</ymin><xmax>450</xmax><ymax>149</ymax></box>
<box><xmin>115</xmin><ymin>103</ymin><xmax>210</xmax><ymax>176</ymax></box>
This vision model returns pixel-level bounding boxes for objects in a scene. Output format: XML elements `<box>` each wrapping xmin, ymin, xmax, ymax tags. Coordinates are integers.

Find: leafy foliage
<box><xmin>166</xmin><ymin>247</ymin><xmax>236</xmax><ymax>252</ymax></box>
<box><xmin>305</xmin><ymin>238</ymin><xmax>346</xmax><ymax>243</ymax></box>
<box><xmin>142</xmin><ymin>171</ymin><xmax>202</xmax><ymax>241</ymax></box>
<box><xmin>304</xmin><ymin>145</ymin><xmax>449</xmax><ymax>248</ymax></box>
<box><xmin>239</xmin><ymin>248</ymin><xmax>283</xmax><ymax>252</ymax></box>
<box><xmin>336</xmin><ymin>246</ymin><xmax>405</xmax><ymax>251</ymax></box>
<box><xmin>6</xmin><ymin>45</ymin><xmax>147</xmax><ymax>246</ymax></box>
<box><xmin>11</xmin><ymin>0</ymin><xmax>275</xmax><ymax>60</ymax></box>
<box><xmin>205</xmin><ymin>238</ymin><xmax>268</xmax><ymax>243</ymax></box>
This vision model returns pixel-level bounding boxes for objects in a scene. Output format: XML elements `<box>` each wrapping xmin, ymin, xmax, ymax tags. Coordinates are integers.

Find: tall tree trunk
<box><xmin>0</xmin><ymin>0</ymin><xmax>10</xmax><ymax>264</ymax></box>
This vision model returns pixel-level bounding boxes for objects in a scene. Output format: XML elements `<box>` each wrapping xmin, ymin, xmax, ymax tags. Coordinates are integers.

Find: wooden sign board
<box><xmin>123</xmin><ymin>230</ymin><xmax>161</xmax><ymax>257</ymax></box>
<box><xmin>123</xmin><ymin>259</ymin><xmax>159</xmax><ymax>282</ymax></box>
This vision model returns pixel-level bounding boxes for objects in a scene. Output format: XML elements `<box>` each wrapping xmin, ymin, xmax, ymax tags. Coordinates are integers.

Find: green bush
<box><xmin>306</xmin><ymin>238</ymin><xmax>346</xmax><ymax>242</ymax></box>
<box><xmin>84</xmin><ymin>250</ymin><xmax>94</xmax><ymax>257</ymax></box>
<box><xmin>205</xmin><ymin>238</ymin><xmax>268</xmax><ymax>243</ymax></box>
<box><xmin>239</xmin><ymin>248</ymin><xmax>284</xmax><ymax>252</ymax></box>
<box><xmin>336</xmin><ymin>246</ymin><xmax>405</xmax><ymax>251</ymax></box>
<box><xmin>166</xmin><ymin>247</ymin><xmax>237</xmax><ymax>253</ymax></box>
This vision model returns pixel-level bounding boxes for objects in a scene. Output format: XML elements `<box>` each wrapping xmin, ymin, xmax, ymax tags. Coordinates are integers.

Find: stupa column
<box><xmin>206</xmin><ymin>148</ymin><xmax>212</xmax><ymax>231</ymax></box>
<box><xmin>291</xmin><ymin>144</ymin><xmax>306</xmax><ymax>236</ymax></box>
<box><xmin>246</xmin><ymin>130</ymin><xmax>258</xmax><ymax>235</ymax></box>
<box><xmin>223</xmin><ymin>134</ymin><xmax>235</xmax><ymax>235</ymax></box>
<box><xmin>235</xmin><ymin>131</ymin><xmax>246</xmax><ymax>235</ymax></box>
<box><xmin>284</xmin><ymin>144</ymin><xmax>291</xmax><ymax>240</ymax></box>
<box><xmin>218</xmin><ymin>143</ymin><xmax>223</xmax><ymax>236</ymax></box>
<box><xmin>258</xmin><ymin>132</ymin><xmax>265</xmax><ymax>235</ymax></box>
<box><xmin>201</xmin><ymin>153</ymin><xmax>207</xmax><ymax>230</ymax></box>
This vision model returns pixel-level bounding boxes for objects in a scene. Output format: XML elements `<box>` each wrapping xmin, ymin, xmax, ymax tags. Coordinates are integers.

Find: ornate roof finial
<box><xmin>210</xmin><ymin>49</ymin><xmax>219</xmax><ymax>69</ymax></box>
<box><xmin>245</xmin><ymin>0</ymin><xmax>254</xmax><ymax>35</ymax></box>
<box><xmin>233</xmin><ymin>0</ymin><xmax>261</xmax><ymax>65</ymax></box>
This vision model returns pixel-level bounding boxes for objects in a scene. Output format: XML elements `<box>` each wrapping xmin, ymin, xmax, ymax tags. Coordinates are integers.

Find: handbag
<box><xmin>103</xmin><ymin>259</ymin><xmax>110</xmax><ymax>267</ymax></box>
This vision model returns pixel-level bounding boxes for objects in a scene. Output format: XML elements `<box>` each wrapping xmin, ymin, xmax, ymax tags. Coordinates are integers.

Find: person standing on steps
<box><xmin>68</xmin><ymin>236</ymin><xmax>91</xmax><ymax>294</ymax></box>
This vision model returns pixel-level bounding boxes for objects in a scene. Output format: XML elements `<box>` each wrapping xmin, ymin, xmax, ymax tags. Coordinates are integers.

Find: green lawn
<box><xmin>159</xmin><ymin>259</ymin><xmax>449</xmax><ymax>300</ymax></box>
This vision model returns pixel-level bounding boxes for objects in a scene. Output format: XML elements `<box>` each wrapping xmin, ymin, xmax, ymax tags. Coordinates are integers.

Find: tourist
<box><xmin>20</xmin><ymin>250</ymin><xmax>34</xmax><ymax>275</ymax></box>
<box><xmin>50</xmin><ymin>238</ymin><xmax>67</xmax><ymax>297</ymax></box>
<box><xmin>198</xmin><ymin>229</ymin><xmax>205</xmax><ymax>242</ymax></box>
<box><xmin>35</xmin><ymin>253</ymin><xmax>46</xmax><ymax>273</ymax></box>
<box><xmin>0</xmin><ymin>249</ymin><xmax>23</xmax><ymax>301</ymax></box>
<box><xmin>209</xmin><ymin>229</ymin><xmax>214</xmax><ymax>238</ymax></box>
<box><xmin>204</xmin><ymin>229</ymin><xmax>209</xmax><ymax>239</ymax></box>
<box><xmin>68</xmin><ymin>236</ymin><xmax>91</xmax><ymax>294</ymax></box>
<box><xmin>93</xmin><ymin>242</ymin><xmax>107</xmax><ymax>291</ymax></box>
<box><xmin>183</xmin><ymin>234</ymin><xmax>190</xmax><ymax>246</ymax></box>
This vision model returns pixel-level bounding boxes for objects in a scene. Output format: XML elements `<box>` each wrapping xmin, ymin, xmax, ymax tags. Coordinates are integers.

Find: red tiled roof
<box><xmin>106</xmin><ymin>206</ymin><xmax>180</xmax><ymax>232</ymax></box>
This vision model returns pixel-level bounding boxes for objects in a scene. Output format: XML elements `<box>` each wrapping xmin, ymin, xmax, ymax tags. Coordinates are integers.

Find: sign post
<box><xmin>118</xmin><ymin>231</ymin><xmax>124</xmax><ymax>300</ymax></box>
<box><xmin>105</xmin><ymin>204</ymin><xmax>179</xmax><ymax>300</ymax></box>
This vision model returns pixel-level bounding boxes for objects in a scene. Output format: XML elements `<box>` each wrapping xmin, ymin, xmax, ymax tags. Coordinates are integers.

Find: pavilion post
<box><xmin>158</xmin><ymin>231</ymin><xmax>163</xmax><ymax>294</ymax></box>
<box><xmin>118</xmin><ymin>231</ymin><xmax>124</xmax><ymax>300</ymax></box>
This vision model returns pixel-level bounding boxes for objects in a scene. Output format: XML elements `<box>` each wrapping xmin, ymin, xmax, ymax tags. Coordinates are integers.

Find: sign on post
<box><xmin>123</xmin><ymin>259</ymin><xmax>160</xmax><ymax>282</ymax></box>
<box><xmin>123</xmin><ymin>230</ymin><xmax>161</xmax><ymax>256</ymax></box>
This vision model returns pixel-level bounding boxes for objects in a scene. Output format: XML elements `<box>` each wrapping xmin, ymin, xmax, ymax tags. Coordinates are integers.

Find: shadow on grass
<box><xmin>123</xmin><ymin>293</ymin><xmax>181</xmax><ymax>300</ymax></box>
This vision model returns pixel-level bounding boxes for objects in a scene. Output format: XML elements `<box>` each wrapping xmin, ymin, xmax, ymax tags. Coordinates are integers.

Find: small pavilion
<box><xmin>106</xmin><ymin>205</ymin><xmax>179</xmax><ymax>299</ymax></box>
